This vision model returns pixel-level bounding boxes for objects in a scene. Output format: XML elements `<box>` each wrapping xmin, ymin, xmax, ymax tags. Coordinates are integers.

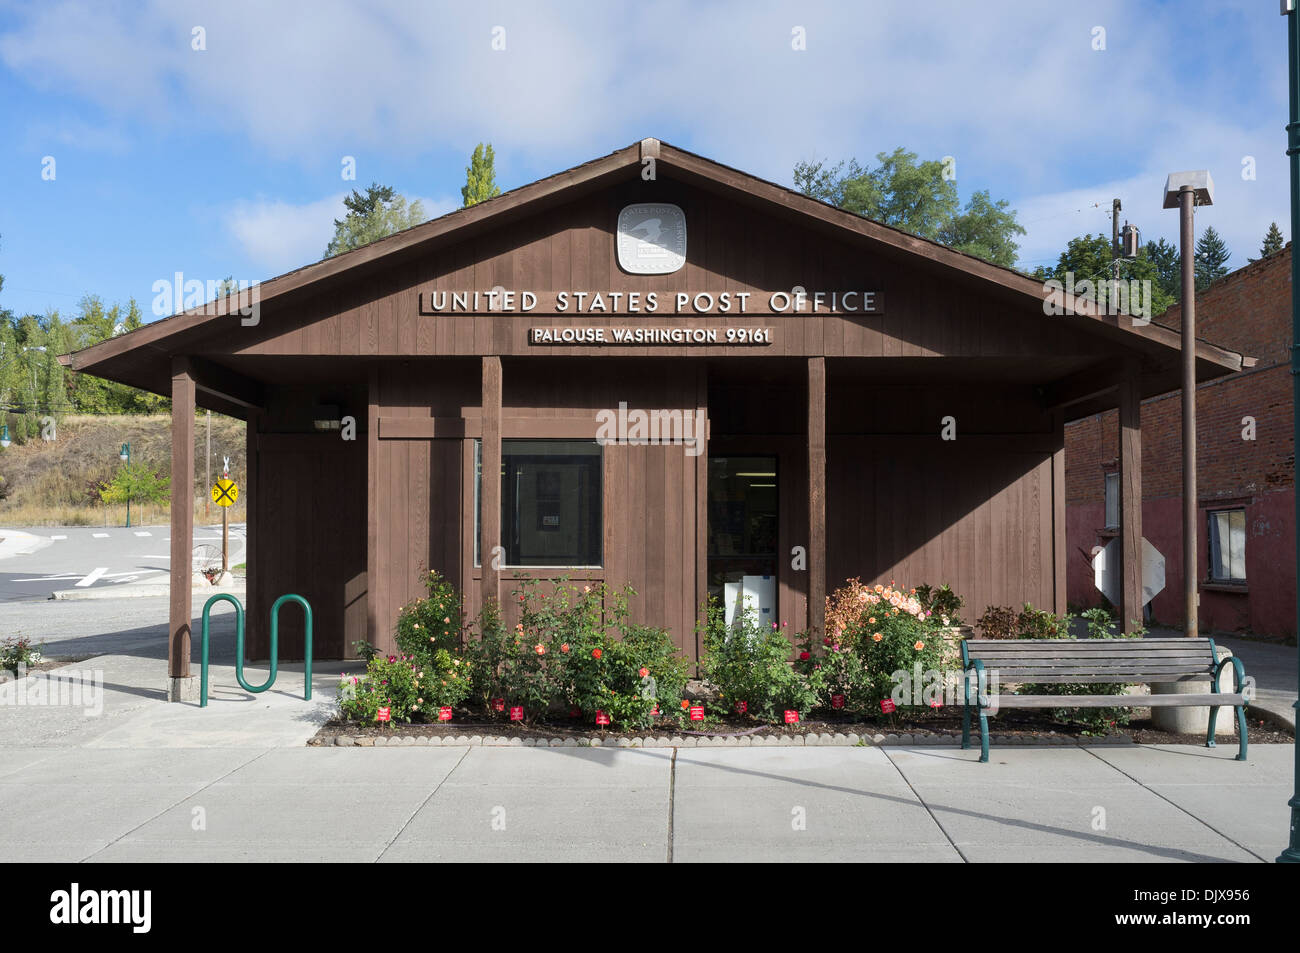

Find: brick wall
<box><xmin>1064</xmin><ymin>245</ymin><xmax>1297</xmax><ymax>637</ymax></box>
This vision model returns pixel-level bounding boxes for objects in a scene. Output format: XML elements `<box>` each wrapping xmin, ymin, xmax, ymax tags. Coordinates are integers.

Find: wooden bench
<box><xmin>960</xmin><ymin>637</ymin><xmax>1249</xmax><ymax>762</ymax></box>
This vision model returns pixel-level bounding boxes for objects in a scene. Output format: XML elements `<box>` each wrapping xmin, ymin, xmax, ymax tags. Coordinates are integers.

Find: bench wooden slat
<box><xmin>990</xmin><ymin>663</ymin><xmax>1211</xmax><ymax>673</ymax></box>
<box><xmin>990</xmin><ymin>693</ymin><xmax>1244</xmax><ymax>709</ymax></box>
<box><xmin>987</xmin><ymin>674</ymin><xmax>1208</xmax><ymax>684</ymax></box>
<box><xmin>968</xmin><ymin>645</ymin><xmax>1213</xmax><ymax>655</ymax></box>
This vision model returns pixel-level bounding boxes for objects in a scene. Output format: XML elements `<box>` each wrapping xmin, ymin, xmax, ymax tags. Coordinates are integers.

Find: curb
<box><xmin>1247</xmin><ymin>702</ymin><xmax>1297</xmax><ymax>734</ymax></box>
<box><xmin>51</xmin><ymin>583</ymin><xmax>247</xmax><ymax>601</ymax></box>
<box><xmin>324</xmin><ymin>731</ymin><xmax>1133</xmax><ymax>749</ymax></box>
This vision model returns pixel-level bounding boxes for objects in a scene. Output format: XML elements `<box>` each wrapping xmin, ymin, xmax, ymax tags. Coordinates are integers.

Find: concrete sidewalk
<box><xmin>0</xmin><ymin>743</ymin><xmax>1289</xmax><ymax>863</ymax></box>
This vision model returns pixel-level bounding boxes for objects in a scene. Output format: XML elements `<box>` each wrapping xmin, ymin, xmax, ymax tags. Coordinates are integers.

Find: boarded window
<box><xmin>1103</xmin><ymin>472</ymin><xmax>1119</xmax><ymax>529</ymax></box>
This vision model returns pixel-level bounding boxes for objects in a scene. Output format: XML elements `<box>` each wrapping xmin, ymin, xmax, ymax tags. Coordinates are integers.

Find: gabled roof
<box><xmin>62</xmin><ymin>137</ymin><xmax>1245</xmax><ymax>383</ymax></box>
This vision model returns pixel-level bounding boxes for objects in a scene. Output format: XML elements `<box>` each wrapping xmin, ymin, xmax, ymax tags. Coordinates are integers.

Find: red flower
<box><xmin>591</xmin><ymin>648</ymin><xmax>602</xmax><ymax>660</ymax></box>
<box><xmin>534</xmin><ymin>644</ymin><xmax>546</xmax><ymax>656</ymax></box>
<box><xmin>638</xmin><ymin>667</ymin><xmax>649</xmax><ymax>678</ymax></box>
<box><xmin>560</xmin><ymin>643</ymin><xmax>570</xmax><ymax>654</ymax></box>
<box><xmin>799</xmin><ymin>651</ymin><xmax>810</xmax><ymax>661</ymax></box>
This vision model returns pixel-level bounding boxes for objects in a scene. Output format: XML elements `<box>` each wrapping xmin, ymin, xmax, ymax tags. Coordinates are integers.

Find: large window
<box><xmin>475</xmin><ymin>439</ymin><xmax>602</xmax><ymax>568</ymax></box>
<box><xmin>1208</xmin><ymin>508</ymin><xmax>1246</xmax><ymax>584</ymax></box>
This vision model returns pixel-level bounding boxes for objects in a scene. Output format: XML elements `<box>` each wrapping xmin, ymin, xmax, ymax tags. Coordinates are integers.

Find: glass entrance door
<box><xmin>707</xmin><ymin>455</ymin><xmax>778</xmax><ymax>627</ymax></box>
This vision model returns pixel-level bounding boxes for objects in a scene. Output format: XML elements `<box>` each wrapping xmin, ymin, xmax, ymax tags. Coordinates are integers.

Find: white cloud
<box><xmin>223</xmin><ymin>191</ymin><xmax>460</xmax><ymax>278</ymax></box>
<box><xmin>224</xmin><ymin>193</ymin><xmax>346</xmax><ymax>276</ymax></box>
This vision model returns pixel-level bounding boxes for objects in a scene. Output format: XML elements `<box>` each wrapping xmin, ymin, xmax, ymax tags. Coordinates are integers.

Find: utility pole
<box><xmin>1112</xmin><ymin>198</ymin><xmax>1122</xmax><ymax>281</ymax></box>
<box><xmin>205</xmin><ymin>410</ymin><xmax>211</xmax><ymax>522</ymax></box>
<box><xmin>1276</xmin><ymin>0</ymin><xmax>1300</xmax><ymax>865</ymax></box>
<box><xmin>1162</xmin><ymin>170</ymin><xmax>1213</xmax><ymax>641</ymax></box>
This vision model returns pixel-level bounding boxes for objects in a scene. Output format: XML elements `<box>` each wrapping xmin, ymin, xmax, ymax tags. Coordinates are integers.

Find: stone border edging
<box><xmin>329</xmin><ymin>731</ymin><xmax>1134</xmax><ymax>748</ymax></box>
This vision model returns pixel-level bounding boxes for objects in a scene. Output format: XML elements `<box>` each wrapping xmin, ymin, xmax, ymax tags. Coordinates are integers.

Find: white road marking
<box><xmin>75</xmin><ymin>567</ymin><xmax>110</xmax><ymax>587</ymax></box>
<box><xmin>92</xmin><ymin>533</ymin><xmax>109</xmax><ymax>538</ymax></box>
<box><xmin>133</xmin><ymin>531</ymin><xmax>152</xmax><ymax>537</ymax></box>
<box><xmin>13</xmin><ymin>574</ymin><xmax>82</xmax><ymax>582</ymax></box>
<box><xmin>50</xmin><ymin>535</ymin><xmax>67</xmax><ymax>540</ymax></box>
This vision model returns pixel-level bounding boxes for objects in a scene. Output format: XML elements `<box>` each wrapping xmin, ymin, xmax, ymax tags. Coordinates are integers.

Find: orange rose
<box><xmin>535</xmin><ymin>644</ymin><xmax>546</xmax><ymax>656</ymax></box>
<box><xmin>914</xmin><ymin>640</ymin><xmax>925</xmax><ymax>651</ymax></box>
<box><xmin>592</xmin><ymin>648</ymin><xmax>602</xmax><ymax>660</ymax></box>
<box><xmin>560</xmin><ymin>643</ymin><xmax>570</xmax><ymax>654</ymax></box>
<box><xmin>872</xmin><ymin>633</ymin><xmax>883</xmax><ymax>642</ymax></box>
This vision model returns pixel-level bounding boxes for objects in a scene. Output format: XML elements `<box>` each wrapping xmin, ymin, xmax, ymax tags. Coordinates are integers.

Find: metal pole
<box><xmin>125</xmin><ymin>443</ymin><xmax>131</xmax><ymax>529</ymax></box>
<box><xmin>1179</xmin><ymin>186</ymin><xmax>1198</xmax><ymax>638</ymax></box>
<box><xmin>1277</xmin><ymin>0</ymin><xmax>1300</xmax><ymax>864</ymax></box>
<box><xmin>205</xmin><ymin>410</ymin><xmax>211</xmax><ymax>522</ymax></box>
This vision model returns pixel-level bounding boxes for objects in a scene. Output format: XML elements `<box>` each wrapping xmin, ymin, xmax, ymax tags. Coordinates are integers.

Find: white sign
<box><xmin>617</xmin><ymin>203</ymin><xmax>687</xmax><ymax>275</ymax></box>
<box><xmin>1093</xmin><ymin>537</ymin><xmax>1166</xmax><ymax>607</ymax></box>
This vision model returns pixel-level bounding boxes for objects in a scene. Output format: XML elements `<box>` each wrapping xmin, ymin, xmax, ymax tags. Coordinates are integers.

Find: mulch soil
<box><xmin>310</xmin><ymin>705</ymin><xmax>1294</xmax><ymax>746</ymax></box>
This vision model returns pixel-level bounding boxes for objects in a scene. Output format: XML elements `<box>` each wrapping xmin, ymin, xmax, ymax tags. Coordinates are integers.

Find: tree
<box><xmin>1032</xmin><ymin>233</ymin><xmax>1176</xmax><ymax>317</ymax></box>
<box><xmin>1248</xmin><ymin>222</ymin><xmax>1285</xmax><ymax>263</ymax></box>
<box><xmin>461</xmin><ymin>142</ymin><xmax>502</xmax><ymax>207</ymax></box>
<box><xmin>98</xmin><ymin>463</ymin><xmax>171</xmax><ymax>506</ymax></box>
<box><xmin>1193</xmin><ymin>226</ymin><xmax>1230</xmax><ymax>291</ymax></box>
<box><xmin>793</xmin><ymin>148</ymin><xmax>1025</xmax><ymax>268</ymax></box>
<box><xmin>1143</xmin><ymin>237</ymin><xmax>1181</xmax><ymax>303</ymax></box>
<box><xmin>324</xmin><ymin>183</ymin><xmax>425</xmax><ymax>257</ymax></box>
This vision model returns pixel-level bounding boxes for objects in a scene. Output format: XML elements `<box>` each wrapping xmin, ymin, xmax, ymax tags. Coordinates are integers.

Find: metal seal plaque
<box><xmin>616</xmin><ymin>203</ymin><xmax>686</xmax><ymax>274</ymax></box>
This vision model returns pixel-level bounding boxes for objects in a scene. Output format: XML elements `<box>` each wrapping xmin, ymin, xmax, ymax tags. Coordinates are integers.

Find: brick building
<box><xmin>1065</xmin><ymin>245</ymin><xmax>1296</xmax><ymax>637</ymax></box>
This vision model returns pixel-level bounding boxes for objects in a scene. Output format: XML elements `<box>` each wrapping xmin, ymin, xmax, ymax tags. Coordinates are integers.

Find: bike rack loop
<box><xmin>199</xmin><ymin>593</ymin><xmax>313</xmax><ymax>707</ymax></box>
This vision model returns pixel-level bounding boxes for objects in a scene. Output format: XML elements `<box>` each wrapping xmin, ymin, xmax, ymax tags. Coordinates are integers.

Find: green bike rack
<box><xmin>200</xmin><ymin>593</ymin><xmax>313</xmax><ymax>707</ymax></box>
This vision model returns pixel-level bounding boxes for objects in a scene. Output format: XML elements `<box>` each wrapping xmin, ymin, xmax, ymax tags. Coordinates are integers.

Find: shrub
<box><xmin>338</xmin><ymin>650</ymin><xmax>472</xmax><ymax>725</ymax></box>
<box><xmin>1</xmin><ymin>636</ymin><xmax>43</xmax><ymax>675</ymax></box>
<box><xmin>976</xmin><ymin>605</ymin><xmax>1018</xmax><ymax>640</ymax></box>
<box><xmin>796</xmin><ymin>631</ymin><xmax>866</xmax><ymax>711</ymax></box>
<box><xmin>915</xmin><ymin>583</ymin><xmax>965</xmax><ymax>626</ymax></box>
<box><xmin>395</xmin><ymin>570</ymin><xmax>464</xmax><ymax>656</ymax></box>
<box><xmin>842</xmin><ymin>585</ymin><xmax>947</xmax><ymax>711</ymax></box>
<box><xmin>699</xmin><ymin>600</ymin><xmax>817</xmax><ymax>722</ymax></box>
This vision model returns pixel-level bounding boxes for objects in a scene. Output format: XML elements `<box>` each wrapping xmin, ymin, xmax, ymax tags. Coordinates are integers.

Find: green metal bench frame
<box><xmin>960</xmin><ymin>637</ymin><xmax>1249</xmax><ymax>763</ymax></box>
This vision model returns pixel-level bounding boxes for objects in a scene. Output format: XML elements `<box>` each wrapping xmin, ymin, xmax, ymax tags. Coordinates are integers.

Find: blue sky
<box><xmin>0</xmin><ymin>0</ymin><xmax>1291</xmax><ymax>322</ymax></box>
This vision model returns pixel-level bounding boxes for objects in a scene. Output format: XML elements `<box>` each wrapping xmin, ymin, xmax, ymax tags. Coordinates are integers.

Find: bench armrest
<box><xmin>964</xmin><ymin>658</ymin><xmax>986</xmax><ymax>709</ymax></box>
<box><xmin>1215</xmin><ymin>655</ymin><xmax>1247</xmax><ymax>696</ymax></box>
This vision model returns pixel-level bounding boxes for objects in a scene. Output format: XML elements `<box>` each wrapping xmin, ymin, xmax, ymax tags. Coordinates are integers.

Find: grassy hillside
<box><xmin>0</xmin><ymin>413</ymin><xmax>247</xmax><ymax>526</ymax></box>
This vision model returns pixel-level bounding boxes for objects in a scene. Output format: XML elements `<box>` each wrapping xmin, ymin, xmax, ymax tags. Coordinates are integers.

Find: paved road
<box><xmin>0</xmin><ymin>524</ymin><xmax>246</xmax><ymax>602</ymax></box>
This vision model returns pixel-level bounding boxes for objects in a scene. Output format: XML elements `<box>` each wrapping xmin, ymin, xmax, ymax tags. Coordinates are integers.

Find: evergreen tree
<box><xmin>325</xmin><ymin>183</ymin><xmax>425</xmax><ymax>257</ymax></box>
<box><xmin>1193</xmin><ymin>226</ymin><xmax>1230</xmax><ymax>291</ymax></box>
<box><xmin>1248</xmin><ymin>222</ymin><xmax>1285</xmax><ymax>263</ymax></box>
<box><xmin>461</xmin><ymin>143</ymin><xmax>502</xmax><ymax>207</ymax></box>
<box><xmin>1143</xmin><ymin>237</ymin><xmax>1181</xmax><ymax>303</ymax></box>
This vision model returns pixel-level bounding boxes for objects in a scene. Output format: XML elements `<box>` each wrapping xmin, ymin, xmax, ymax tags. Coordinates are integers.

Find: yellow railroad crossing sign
<box><xmin>211</xmin><ymin>478</ymin><xmax>239</xmax><ymax>507</ymax></box>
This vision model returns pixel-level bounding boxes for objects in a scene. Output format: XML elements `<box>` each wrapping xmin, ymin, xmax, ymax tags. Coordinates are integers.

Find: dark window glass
<box><xmin>500</xmin><ymin>440</ymin><xmax>602</xmax><ymax>567</ymax></box>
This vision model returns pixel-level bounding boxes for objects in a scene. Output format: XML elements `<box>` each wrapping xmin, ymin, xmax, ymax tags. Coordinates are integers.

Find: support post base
<box><xmin>166</xmin><ymin>675</ymin><xmax>199</xmax><ymax>703</ymax></box>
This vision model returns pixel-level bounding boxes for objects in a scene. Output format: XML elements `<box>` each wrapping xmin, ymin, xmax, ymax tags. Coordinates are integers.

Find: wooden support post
<box><xmin>1119</xmin><ymin>362</ymin><xmax>1144</xmax><ymax>635</ymax></box>
<box><xmin>808</xmin><ymin>357</ymin><xmax>827</xmax><ymax>635</ymax></box>
<box><xmin>481</xmin><ymin>357</ymin><xmax>503</xmax><ymax>607</ymax></box>
<box><xmin>168</xmin><ymin>357</ymin><xmax>196</xmax><ymax>699</ymax></box>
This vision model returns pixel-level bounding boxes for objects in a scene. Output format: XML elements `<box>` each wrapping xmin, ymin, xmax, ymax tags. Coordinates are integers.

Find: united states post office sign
<box><xmin>617</xmin><ymin>203</ymin><xmax>686</xmax><ymax>275</ymax></box>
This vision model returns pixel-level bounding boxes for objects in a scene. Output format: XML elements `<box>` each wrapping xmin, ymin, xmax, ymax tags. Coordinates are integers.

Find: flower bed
<box><xmin>336</xmin><ymin>572</ymin><xmax>983</xmax><ymax>733</ymax></box>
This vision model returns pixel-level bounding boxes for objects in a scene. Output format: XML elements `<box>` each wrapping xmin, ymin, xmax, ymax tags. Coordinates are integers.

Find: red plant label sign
<box><xmin>928</xmin><ymin>699</ymin><xmax>943</xmax><ymax>709</ymax></box>
<box><xmin>650</xmin><ymin>705</ymin><xmax>660</xmax><ymax>716</ymax></box>
<box><xmin>376</xmin><ymin>707</ymin><xmax>391</xmax><ymax>722</ymax></box>
<box><xmin>783</xmin><ymin>710</ymin><xmax>799</xmax><ymax>724</ymax></box>
<box><xmin>438</xmin><ymin>706</ymin><xmax>453</xmax><ymax>721</ymax></box>
<box><xmin>689</xmin><ymin>705</ymin><xmax>705</xmax><ymax>721</ymax></box>
<box><xmin>509</xmin><ymin>706</ymin><xmax>524</xmax><ymax>721</ymax></box>
<box><xmin>595</xmin><ymin>710</ymin><xmax>611</xmax><ymax>726</ymax></box>
<box><xmin>492</xmin><ymin>698</ymin><xmax>505</xmax><ymax>712</ymax></box>
<box><xmin>734</xmin><ymin>700</ymin><xmax>748</xmax><ymax>714</ymax></box>
<box><xmin>570</xmin><ymin>707</ymin><xmax>582</xmax><ymax>719</ymax></box>
<box><xmin>831</xmin><ymin>694</ymin><xmax>845</xmax><ymax>710</ymax></box>
<box><xmin>879</xmin><ymin>699</ymin><xmax>896</xmax><ymax>714</ymax></box>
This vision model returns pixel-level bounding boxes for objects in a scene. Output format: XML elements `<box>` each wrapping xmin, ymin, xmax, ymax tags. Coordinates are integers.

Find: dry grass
<box><xmin>0</xmin><ymin>413</ymin><xmax>247</xmax><ymax>527</ymax></box>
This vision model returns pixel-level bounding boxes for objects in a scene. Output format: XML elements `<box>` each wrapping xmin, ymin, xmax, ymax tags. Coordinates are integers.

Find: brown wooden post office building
<box><xmin>62</xmin><ymin>139</ymin><xmax>1245</xmax><ymax>693</ymax></box>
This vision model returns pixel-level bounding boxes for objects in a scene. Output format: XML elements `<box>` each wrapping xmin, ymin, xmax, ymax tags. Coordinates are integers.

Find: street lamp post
<box><xmin>1278</xmin><ymin>0</ymin><xmax>1300</xmax><ymax>864</ymax></box>
<box><xmin>119</xmin><ymin>442</ymin><xmax>132</xmax><ymax>529</ymax></box>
